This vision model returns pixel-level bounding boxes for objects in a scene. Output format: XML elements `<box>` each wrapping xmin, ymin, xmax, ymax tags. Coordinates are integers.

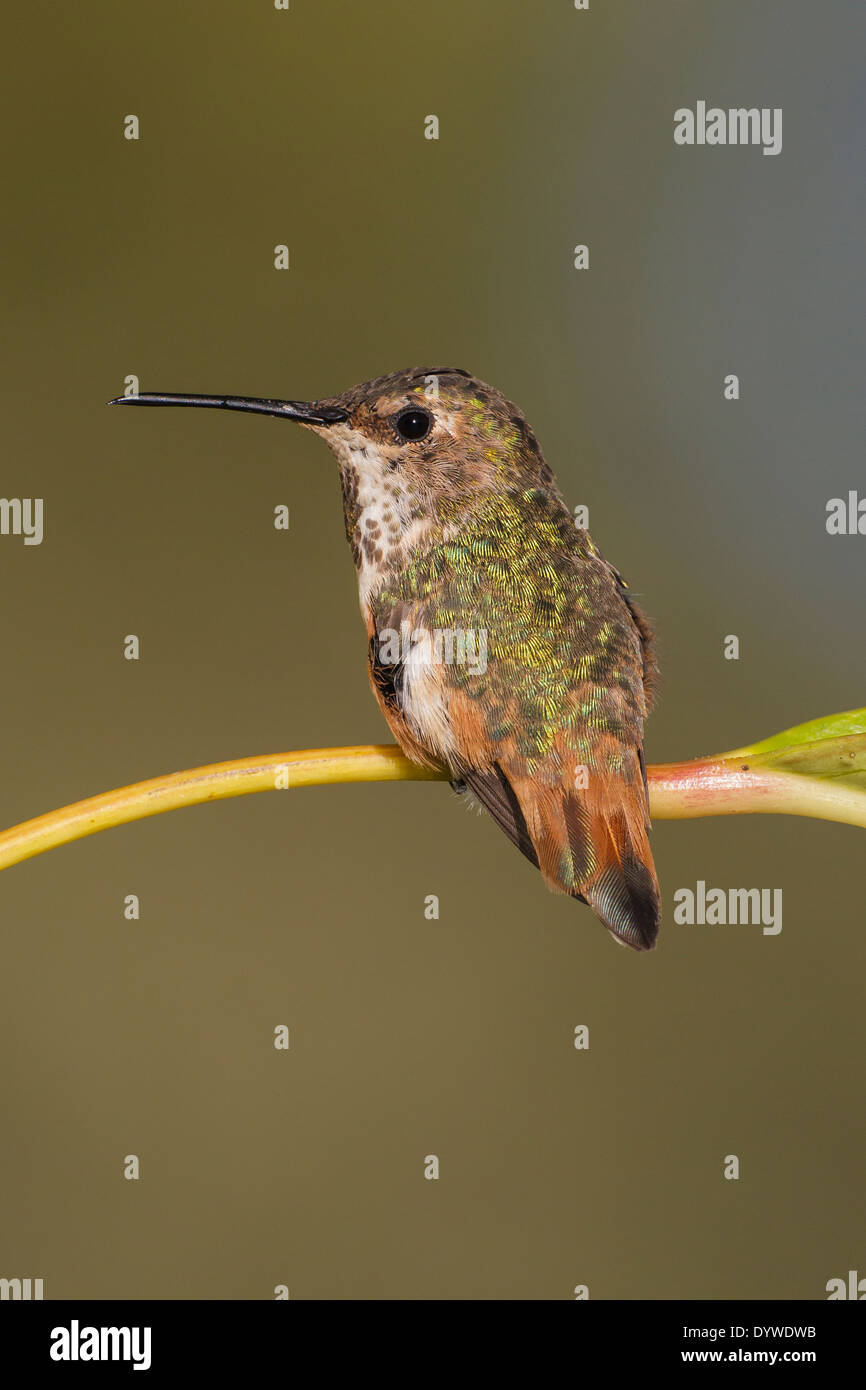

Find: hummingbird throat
<box><xmin>327</xmin><ymin>431</ymin><xmax>436</xmax><ymax>605</ymax></box>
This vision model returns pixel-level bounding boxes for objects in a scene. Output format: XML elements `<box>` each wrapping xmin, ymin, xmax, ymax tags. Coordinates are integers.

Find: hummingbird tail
<box><xmin>517</xmin><ymin>775</ymin><xmax>661</xmax><ymax>951</ymax></box>
<box><xmin>579</xmin><ymin>808</ymin><xmax>661</xmax><ymax>951</ymax></box>
<box><xmin>458</xmin><ymin>759</ymin><xmax>660</xmax><ymax>951</ymax></box>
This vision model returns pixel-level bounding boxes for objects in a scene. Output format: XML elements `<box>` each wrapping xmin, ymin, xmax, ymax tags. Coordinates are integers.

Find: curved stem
<box><xmin>0</xmin><ymin>743</ymin><xmax>862</xmax><ymax>875</ymax></box>
<box><xmin>0</xmin><ymin>747</ymin><xmax>445</xmax><ymax>872</ymax></box>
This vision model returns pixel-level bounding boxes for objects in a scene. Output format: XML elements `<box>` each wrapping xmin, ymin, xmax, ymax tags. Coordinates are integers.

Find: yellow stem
<box><xmin>0</xmin><ymin>743</ymin><xmax>862</xmax><ymax>875</ymax></box>
<box><xmin>0</xmin><ymin>747</ymin><xmax>444</xmax><ymax>872</ymax></box>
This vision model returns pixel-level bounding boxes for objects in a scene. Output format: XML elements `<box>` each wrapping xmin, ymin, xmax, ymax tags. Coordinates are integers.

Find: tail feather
<box><xmin>582</xmin><ymin>811</ymin><xmax>660</xmax><ymax>950</ymax></box>
<box><xmin>513</xmin><ymin>774</ymin><xmax>661</xmax><ymax>951</ymax></box>
<box><xmin>458</xmin><ymin>754</ymin><xmax>661</xmax><ymax>951</ymax></box>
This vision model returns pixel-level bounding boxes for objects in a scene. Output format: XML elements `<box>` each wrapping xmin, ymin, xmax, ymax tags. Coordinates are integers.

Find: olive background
<box><xmin>1</xmin><ymin>1</ymin><xmax>863</xmax><ymax>1299</ymax></box>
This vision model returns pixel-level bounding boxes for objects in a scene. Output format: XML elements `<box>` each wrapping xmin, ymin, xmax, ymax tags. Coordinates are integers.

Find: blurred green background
<box><xmin>1</xmin><ymin>1</ymin><xmax>863</xmax><ymax>1299</ymax></box>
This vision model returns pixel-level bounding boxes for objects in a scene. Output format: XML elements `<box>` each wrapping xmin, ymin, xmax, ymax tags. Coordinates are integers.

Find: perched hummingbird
<box><xmin>111</xmin><ymin>368</ymin><xmax>660</xmax><ymax>949</ymax></box>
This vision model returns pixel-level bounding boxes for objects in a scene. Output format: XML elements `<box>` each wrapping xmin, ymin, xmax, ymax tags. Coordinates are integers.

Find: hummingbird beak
<box><xmin>107</xmin><ymin>392</ymin><xmax>349</xmax><ymax>426</ymax></box>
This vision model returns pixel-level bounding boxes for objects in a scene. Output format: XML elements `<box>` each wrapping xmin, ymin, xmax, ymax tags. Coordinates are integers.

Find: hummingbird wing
<box><xmin>367</xmin><ymin>489</ymin><xmax>660</xmax><ymax>950</ymax></box>
<box><xmin>458</xmin><ymin>764</ymin><xmax>541</xmax><ymax>870</ymax></box>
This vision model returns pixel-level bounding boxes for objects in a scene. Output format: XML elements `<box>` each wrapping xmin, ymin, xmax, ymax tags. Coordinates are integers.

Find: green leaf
<box><xmin>726</xmin><ymin>706</ymin><xmax>866</xmax><ymax>789</ymax></box>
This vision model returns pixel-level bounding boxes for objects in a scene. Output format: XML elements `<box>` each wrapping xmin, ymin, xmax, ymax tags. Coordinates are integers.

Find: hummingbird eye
<box><xmin>394</xmin><ymin>407</ymin><xmax>432</xmax><ymax>442</ymax></box>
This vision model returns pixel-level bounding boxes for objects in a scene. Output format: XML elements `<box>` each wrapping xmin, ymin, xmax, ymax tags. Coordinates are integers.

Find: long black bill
<box><xmin>107</xmin><ymin>392</ymin><xmax>348</xmax><ymax>425</ymax></box>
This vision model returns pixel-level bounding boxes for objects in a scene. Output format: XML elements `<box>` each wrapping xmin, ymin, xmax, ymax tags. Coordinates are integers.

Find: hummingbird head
<box><xmin>109</xmin><ymin>364</ymin><xmax>561</xmax><ymax>581</ymax></box>
<box><xmin>302</xmin><ymin>365</ymin><xmax>563</xmax><ymax>579</ymax></box>
<box><xmin>111</xmin><ymin>367</ymin><xmax>562</xmax><ymax>581</ymax></box>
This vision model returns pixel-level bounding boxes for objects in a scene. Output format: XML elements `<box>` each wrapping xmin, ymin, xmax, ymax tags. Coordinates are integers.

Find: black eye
<box><xmin>394</xmin><ymin>408</ymin><xmax>432</xmax><ymax>442</ymax></box>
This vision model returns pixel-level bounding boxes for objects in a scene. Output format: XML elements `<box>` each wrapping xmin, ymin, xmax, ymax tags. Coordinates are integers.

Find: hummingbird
<box><xmin>111</xmin><ymin>368</ymin><xmax>660</xmax><ymax>950</ymax></box>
